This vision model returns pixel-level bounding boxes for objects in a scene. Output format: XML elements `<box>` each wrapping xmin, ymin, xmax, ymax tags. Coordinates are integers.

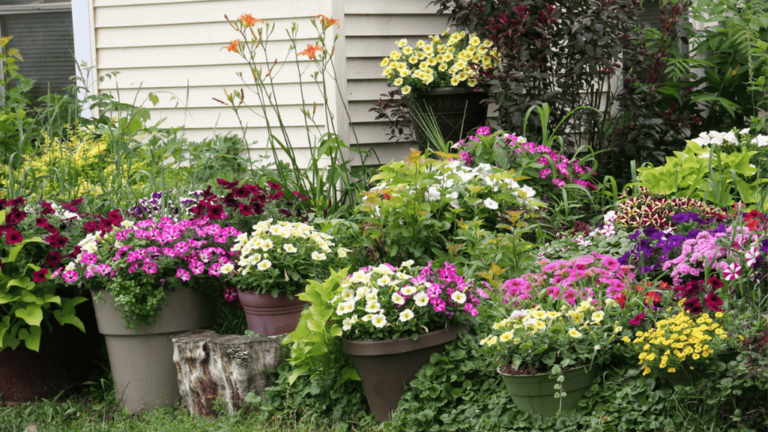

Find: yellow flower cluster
<box><xmin>380</xmin><ymin>30</ymin><xmax>499</xmax><ymax>96</ymax></box>
<box><xmin>480</xmin><ymin>300</ymin><xmax>608</xmax><ymax>348</ymax></box>
<box><xmin>629</xmin><ymin>311</ymin><xmax>725</xmax><ymax>376</ymax></box>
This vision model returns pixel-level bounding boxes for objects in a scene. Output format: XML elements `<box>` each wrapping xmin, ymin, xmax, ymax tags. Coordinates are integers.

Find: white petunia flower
<box><xmin>399</xmin><ymin>309</ymin><xmax>415</xmax><ymax>322</ymax></box>
<box><xmin>451</xmin><ymin>291</ymin><xmax>467</xmax><ymax>304</ymax></box>
<box><xmin>371</xmin><ymin>314</ymin><xmax>387</xmax><ymax>328</ymax></box>
<box><xmin>413</xmin><ymin>291</ymin><xmax>429</xmax><ymax>307</ymax></box>
<box><xmin>284</xmin><ymin>244</ymin><xmax>297</xmax><ymax>253</ymax></box>
<box><xmin>391</xmin><ymin>292</ymin><xmax>406</xmax><ymax>305</ymax></box>
<box><xmin>257</xmin><ymin>260</ymin><xmax>272</xmax><ymax>271</ymax></box>
<box><xmin>483</xmin><ymin>198</ymin><xmax>499</xmax><ymax>210</ymax></box>
<box><xmin>311</xmin><ymin>251</ymin><xmax>327</xmax><ymax>261</ymax></box>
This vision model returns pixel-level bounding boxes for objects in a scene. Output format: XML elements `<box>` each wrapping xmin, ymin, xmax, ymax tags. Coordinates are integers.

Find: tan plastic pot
<box><xmin>92</xmin><ymin>288</ymin><xmax>212</xmax><ymax>412</ymax></box>
<box><xmin>237</xmin><ymin>289</ymin><xmax>308</xmax><ymax>336</ymax></box>
<box><xmin>342</xmin><ymin>325</ymin><xmax>467</xmax><ymax>422</ymax></box>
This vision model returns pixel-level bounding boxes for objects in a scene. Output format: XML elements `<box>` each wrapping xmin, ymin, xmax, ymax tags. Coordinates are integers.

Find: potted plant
<box><xmin>381</xmin><ymin>31</ymin><xmax>498</xmax><ymax>151</ymax></box>
<box><xmin>0</xmin><ymin>197</ymin><xmax>102</xmax><ymax>402</ymax></box>
<box><xmin>481</xmin><ymin>297</ymin><xmax>621</xmax><ymax>417</ymax></box>
<box><xmin>228</xmin><ymin>219</ymin><xmax>349</xmax><ymax>336</ymax></box>
<box><xmin>57</xmin><ymin>216</ymin><xmax>240</xmax><ymax>412</ymax></box>
<box><xmin>329</xmin><ymin>261</ymin><xmax>482</xmax><ymax>422</ymax></box>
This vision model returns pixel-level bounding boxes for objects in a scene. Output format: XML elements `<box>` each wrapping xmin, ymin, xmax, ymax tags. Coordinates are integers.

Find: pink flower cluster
<box><xmin>662</xmin><ymin>226</ymin><xmax>761</xmax><ymax>285</ymax></box>
<box><xmin>56</xmin><ymin>218</ymin><xmax>241</xmax><ymax>285</ymax></box>
<box><xmin>501</xmin><ymin>253</ymin><xmax>635</xmax><ymax>305</ymax></box>
<box><xmin>415</xmin><ymin>261</ymin><xmax>483</xmax><ymax>316</ymax></box>
<box><xmin>455</xmin><ymin>128</ymin><xmax>596</xmax><ymax>189</ymax></box>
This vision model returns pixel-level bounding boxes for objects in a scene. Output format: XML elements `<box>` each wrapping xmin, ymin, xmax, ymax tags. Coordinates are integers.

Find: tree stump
<box><xmin>171</xmin><ymin>331</ymin><xmax>284</xmax><ymax>416</ymax></box>
<box><xmin>171</xmin><ymin>330</ymin><xmax>218</xmax><ymax>416</ymax></box>
<box><xmin>208</xmin><ymin>334</ymin><xmax>284</xmax><ymax>414</ymax></box>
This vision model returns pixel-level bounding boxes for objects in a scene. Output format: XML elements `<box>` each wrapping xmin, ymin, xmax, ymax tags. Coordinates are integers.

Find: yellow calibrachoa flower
<box><xmin>380</xmin><ymin>31</ymin><xmax>497</xmax><ymax>97</ymax></box>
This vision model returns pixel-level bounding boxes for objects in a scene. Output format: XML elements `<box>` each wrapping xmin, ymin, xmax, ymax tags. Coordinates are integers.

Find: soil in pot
<box><xmin>499</xmin><ymin>364</ymin><xmax>598</xmax><ymax>417</ymax></box>
<box><xmin>237</xmin><ymin>290</ymin><xmax>308</xmax><ymax>337</ymax></box>
<box><xmin>342</xmin><ymin>325</ymin><xmax>467</xmax><ymax>422</ymax></box>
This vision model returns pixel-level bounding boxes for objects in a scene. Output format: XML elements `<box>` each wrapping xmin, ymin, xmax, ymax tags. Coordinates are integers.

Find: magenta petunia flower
<box><xmin>176</xmin><ymin>268</ymin><xmax>191</xmax><ymax>282</ymax></box>
<box><xmin>628</xmin><ymin>312</ymin><xmax>645</xmax><ymax>326</ymax></box>
<box><xmin>223</xmin><ymin>286</ymin><xmax>238</xmax><ymax>302</ymax></box>
<box><xmin>723</xmin><ymin>262</ymin><xmax>742</xmax><ymax>281</ymax></box>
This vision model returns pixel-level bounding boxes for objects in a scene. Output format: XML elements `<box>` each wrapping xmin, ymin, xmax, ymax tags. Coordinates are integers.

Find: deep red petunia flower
<box><xmin>628</xmin><ymin>312</ymin><xmax>645</xmax><ymax>326</ymax></box>
<box><xmin>705</xmin><ymin>291</ymin><xmax>724</xmax><ymax>312</ymax></box>
<box><xmin>46</xmin><ymin>251</ymin><xmax>62</xmax><ymax>268</ymax></box>
<box><xmin>32</xmin><ymin>268</ymin><xmax>49</xmax><ymax>283</ymax></box>
<box><xmin>5</xmin><ymin>230</ymin><xmax>23</xmax><ymax>245</ymax></box>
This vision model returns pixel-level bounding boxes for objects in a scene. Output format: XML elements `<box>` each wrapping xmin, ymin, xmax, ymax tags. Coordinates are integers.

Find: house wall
<box><xmin>89</xmin><ymin>0</ymin><xmax>484</xmax><ymax>167</ymax></box>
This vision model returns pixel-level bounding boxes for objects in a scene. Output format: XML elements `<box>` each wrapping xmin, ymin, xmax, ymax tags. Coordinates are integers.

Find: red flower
<box><xmin>708</xmin><ymin>276</ymin><xmax>724</xmax><ymax>290</ymax></box>
<box><xmin>5</xmin><ymin>230</ymin><xmax>23</xmax><ymax>245</ymax></box>
<box><xmin>9</xmin><ymin>197</ymin><xmax>25</xmax><ymax>207</ymax></box>
<box><xmin>45</xmin><ymin>251</ymin><xmax>62</xmax><ymax>268</ymax></box>
<box><xmin>36</xmin><ymin>217</ymin><xmax>49</xmax><ymax>228</ymax></box>
<box><xmin>83</xmin><ymin>221</ymin><xmax>100</xmax><ymax>233</ymax></box>
<box><xmin>239</xmin><ymin>203</ymin><xmax>255</xmax><ymax>216</ymax></box>
<box><xmin>266</xmin><ymin>181</ymin><xmax>282</xmax><ymax>190</ymax></box>
<box><xmin>628</xmin><ymin>312</ymin><xmax>645</xmax><ymax>326</ymax></box>
<box><xmin>207</xmin><ymin>205</ymin><xmax>226</xmax><ymax>220</ymax></box>
<box><xmin>683</xmin><ymin>297</ymin><xmax>703</xmax><ymax>314</ymax></box>
<box><xmin>107</xmin><ymin>209</ymin><xmax>123</xmax><ymax>226</ymax></box>
<box><xmin>32</xmin><ymin>268</ymin><xmax>49</xmax><ymax>282</ymax></box>
<box><xmin>217</xmin><ymin>179</ymin><xmax>239</xmax><ymax>190</ymax></box>
<box><xmin>45</xmin><ymin>234</ymin><xmax>69</xmax><ymax>248</ymax></box>
<box><xmin>292</xmin><ymin>191</ymin><xmax>308</xmax><ymax>201</ymax></box>
<box><xmin>644</xmin><ymin>291</ymin><xmax>661</xmax><ymax>306</ymax></box>
<box><xmin>40</xmin><ymin>201</ymin><xmax>54</xmax><ymax>215</ymax></box>
<box><xmin>704</xmin><ymin>292</ymin><xmax>724</xmax><ymax>312</ymax></box>
<box><xmin>232</xmin><ymin>186</ymin><xmax>249</xmax><ymax>198</ymax></box>
<box><xmin>615</xmin><ymin>292</ymin><xmax>626</xmax><ymax>308</ymax></box>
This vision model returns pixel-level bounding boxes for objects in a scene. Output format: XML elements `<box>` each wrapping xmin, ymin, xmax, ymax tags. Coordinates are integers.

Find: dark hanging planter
<box><xmin>409</xmin><ymin>87</ymin><xmax>488</xmax><ymax>153</ymax></box>
<box><xmin>498</xmin><ymin>365</ymin><xmax>598</xmax><ymax>417</ymax></box>
<box><xmin>341</xmin><ymin>325</ymin><xmax>468</xmax><ymax>422</ymax></box>
<box><xmin>0</xmin><ymin>297</ymin><xmax>103</xmax><ymax>403</ymax></box>
<box><xmin>237</xmin><ymin>289</ymin><xmax>309</xmax><ymax>337</ymax></box>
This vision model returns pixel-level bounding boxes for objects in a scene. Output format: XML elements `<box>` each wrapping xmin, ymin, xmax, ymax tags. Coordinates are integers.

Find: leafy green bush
<box><xmin>635</xmin><ymin>130</ymin><xmax>768</xmax><ymax>209</ymax></box>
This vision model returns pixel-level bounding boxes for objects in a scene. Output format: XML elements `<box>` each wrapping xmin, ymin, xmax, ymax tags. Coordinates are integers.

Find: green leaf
<box><xmin>15</xmin><ymin>303</ymin><xmax>43</xmax><ymax>326</ymax></box>
<box><xmin>17</xmin><ymin>326</ymin><xmax>41</xmax><ymax>352</ymax></box>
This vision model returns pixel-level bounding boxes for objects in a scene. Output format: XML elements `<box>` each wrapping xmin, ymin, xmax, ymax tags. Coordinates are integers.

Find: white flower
<box><xmin>341</xmin><ymin>289</ymin><xmax>355</xmax><ymax>301</ymax></box>
<box><xmin>365</xmin><ymin>300</ymin><xmax>381</xmax><ymax>313</ymax></box>
<box><xmin>603</xmin><ymin>211</ymin><xmax>617</xmax><ymax>224</ymax></box>
<box><xmin>284</xmin><ymin>244</ymin><xmax>297</xmax><ymax>253</ymax></box>
<box><xmin>509</xmin><ymin>310</ymin><xmax>528</xmax><ymax>320</ymax></box>
<box><xmin>337</xmin><ymin>247</ymin><xmax>351</xmax><ymax>258</ymax></box>
<box><xmin>723</xmin><ymin>131</ymin><xmax>738</xmax><ymax>144</ymax></box>
<box><xmin>520</xmin><ymin>185</ymin><xmax>536</xmax><ymax>199</ymax></box>
<box><xmin>65</xmin><ymin>262</ymin><xmax>76</xmax><ymax>272</ymax></box>
<box><xmin>371</xmin><ymin>314</ymin><xmax>387</xmax><ymax>328</ymax></box>
<box><xmin>413</xmin><ymin>291</ymin><xmax>429</xmax><ymax>307</ymax></box>
<box><xmin>361</xmin><ymin>314</ymin><xmax>374</xmax><ymax>322</ymax></box>
<box><xmin>261</xmin><ymin>239</ymin><xmax>274</xmax><ymax>251</ymax></box>
<box><xmin>311</xmin><ymin>251</ymin><xmax>327</xmax><ymax>261</ymax></box>
<box><xmin>342</xmin><ymin>315</ymin><xmax>358</xmax><ymax>331</ymax></box>
<box><xmin>391</xmin><ymin>292</ymin><xmax>406</xmax><ymax>305</ymax></box>
<box><xmin>575</xmin><ymin>236</ymin><xmax>592</xmax><ymax>247</ymax></box>
<box><xmin>336</xmin><ymin>301</ymin><xmax>354</xmax><ymax>316</ymax></box>
<box><xmin>120</xmin><ymin>220</ymin><xmax>135</xmax><ymax>228</ymax></box>
<box><xmin>753</xmin><ymin>135</ymin><xmax>768</xmax><ymax>147</ymax></box>
<box><xmin>401</xmin><ymin>285</ymin><xmax>417</xmax><ymax>296</ymax></box>
<box><xmin>739</xmin><ymin>128</ymin><xmax>751</xmax><ymax>135</ymax></box>
<box><xmin>483</xmin><ymin>198</ymin><xmax>499</xmax><ymax>210</ymax></box>
<box><xmin>399</xmin><ymin>309</ymin><xmax>415</xmax><ymax>322</ymax></box>
<box><xmin>425</xmin><ymin>186</ymin><xmax>441</xmax><ymax>202</ymax></box>
<box><xmin>400</xmin><ymin>260</ymin><xmax>415</xmax><ymax>268</ymax></box>
<box><xmin>257</xmin><ymin>260</ymin><xmax>272</xmax><ymax>271</ymax></box>
<box><xmin>451</xmin><ymin>291</ymin><xmax>467</xmax><ymax>304</ymax></box>
<box><xmin>219</xmin><ymin>263</ymin><xmax>235</xmax><ymax>274</ymax></box>
<box><xmin>376</xmin><ymin>275</ymin><xmax>391</xmax><ymax>286</ymax></box>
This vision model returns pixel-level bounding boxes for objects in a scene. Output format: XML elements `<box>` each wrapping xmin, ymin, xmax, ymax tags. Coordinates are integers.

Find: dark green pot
<box><xmin>662</xmin><ymin>351</ymin><xmax>738</xmax><ymax>387</ymax></box>
<box><xmin>498</xmin><ymin>365</ymin><xmax>597</xmax><ymax>417</ymax></box>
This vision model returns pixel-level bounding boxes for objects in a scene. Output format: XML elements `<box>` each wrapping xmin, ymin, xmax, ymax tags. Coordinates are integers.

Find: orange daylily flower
<box><xmin>298</xmin><ymin>44</ymin><xmax>323</xmax><ymax>59</ymax></box>
<box><xmin>317</xmin><ymin>14</ymin><xmax>340</xmax><ymax>29</ymax></box>
<box><xmin>239</xmin><ymin>14</ymin><xmax>264</xmax><ymax>27</ymax></box>
<box><xmin>222</xmin><ymin>39</ymin><xmax>240</xmax><ymax>53</ymax></box>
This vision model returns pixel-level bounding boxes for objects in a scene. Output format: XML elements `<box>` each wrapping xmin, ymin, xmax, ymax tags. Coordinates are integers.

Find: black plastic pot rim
<box><xmin>341</xmin><ymin>324</ymin><xmax>469</xmax><ymax>357</ymax></box>
<box><xmin>417</xmin><ymin>87</ymin><xmax>487</xmax><ymax>96</ymax></box>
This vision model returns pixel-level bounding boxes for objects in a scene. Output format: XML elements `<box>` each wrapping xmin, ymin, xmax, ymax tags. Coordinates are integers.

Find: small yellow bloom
<box><xmin>667</xmin><ymin>368</ymin><xmax>676</xmax><ymax>373</ymax></box>
<box><xmin>380</xmin><ymin>58</ymin><xmax>389</xmax><ymax>67</ymax></box>
<box><xmin>401</xmin><ymin>85</ymin><xmax>412</xmax><ymax>95</ymax></box>
<box><xmin>568</xmin><ymin>328</ymin><xmax>583</xmax><ymax>339</ymax></box>
<box><xmin>403</xmin><ymin>46</ymin><xmax>413</xmax><ymax>55</ymax></box>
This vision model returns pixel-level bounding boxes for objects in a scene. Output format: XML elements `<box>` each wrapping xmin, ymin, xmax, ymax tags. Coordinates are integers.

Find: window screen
<box><xmin>1</xmin><ymin>8</ymin><xmax>76</xmax><ymax>103</ymax></box>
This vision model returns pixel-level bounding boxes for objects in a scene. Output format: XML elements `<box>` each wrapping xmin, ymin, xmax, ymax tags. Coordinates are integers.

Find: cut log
<box><xmin>171</xmin><ymin>329</ymin><xmax>218</xmax><ymax>416</ymax></box>
<box><xmin>208</xmin><ymin>334</ymin><xmax>284</xmax><ymax>414</ymax></box>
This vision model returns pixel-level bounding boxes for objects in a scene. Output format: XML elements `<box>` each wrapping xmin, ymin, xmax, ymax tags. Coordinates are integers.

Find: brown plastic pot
<box><xmin>0</xmin><ymin>298</ymin><xmax>103</xmax><ymax>403</ymax></box>
<box><xmin>237</xmin><ymin>289</ymin><xmax>308</xmax><ymax>336</ymax></box>
<box><xmin>92</xmin><ymin>287</ymin><xmax>212</xmax><ymax>412</ymax></box>
<box><xmin>342</xmin><ymin>325</ymin><xmax>467</xmax><ymax>422</ymax></box>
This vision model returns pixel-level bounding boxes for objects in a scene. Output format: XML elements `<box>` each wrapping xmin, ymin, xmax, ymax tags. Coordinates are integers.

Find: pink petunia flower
<box><xmin>176</xmin><ymin>268</ymin><xmax>191</xmax><ymax>282</ymax></box>
<box><xmin>723</xmin><ymin>262</ymin><xmax>742</xmax><ymax>281</ymax></box>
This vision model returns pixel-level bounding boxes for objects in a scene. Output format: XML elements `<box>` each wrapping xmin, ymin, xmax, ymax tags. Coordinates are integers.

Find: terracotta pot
<box><xmin>237</xmin><ymin>289</ymin><xmax>308</xmax><ymax>337</ymax></box>
<box><xmin>342</xmin><ymin>325</ymin><xmax>467</xmax><ymax>422</ymax></box>
<box><xmin>499</xmin><ymin>365</ymin><xmax>597</xmax><ymax>417</ymax></box>
<box><xmin>92</xmin><ymin>287</ymin><xmax>212</xmax><ymax>412</ymax></box>
<box><xmin>409</xmin><ymin>87</ymin><xmax>488</xmax><ymax>153</ymax></box>
<box><xmin>0</xmin><ymin>298</ymin><xmax>103</xmax><ymax>403</ymax></box>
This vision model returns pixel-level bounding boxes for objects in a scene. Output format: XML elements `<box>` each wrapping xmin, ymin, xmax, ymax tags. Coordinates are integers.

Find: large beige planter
<box><xmin>92</xmin><ymin>288</ymin><xmax>213</xmax><ymax>412</ymax></box>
